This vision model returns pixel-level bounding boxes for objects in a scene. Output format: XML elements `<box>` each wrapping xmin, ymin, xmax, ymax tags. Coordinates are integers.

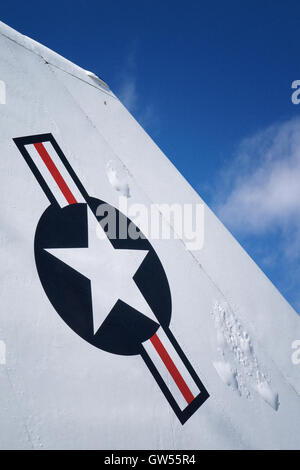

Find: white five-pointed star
<box><xmin>45</xmin><ymin>207</ymin><xmax>157</xmax><ymax>335</ymax></box>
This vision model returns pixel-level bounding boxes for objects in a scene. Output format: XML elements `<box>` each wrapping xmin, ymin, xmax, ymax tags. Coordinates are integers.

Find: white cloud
<box><xmin>116</xmin><ymin>43</ymin><xmax>138</xmax><ymax>113</ymax></box>
<box><xmin>119</xmin><ymin>78</ymin><xmax>138</xmax><ymax>111</ymax></box>
<box><xmin>216</xmin><ymin>118</ymin><xmax>300</xmax><ymax>239</ymax></box>
<box><xmin>116</xmin><ymin>45</ymin><xmax>158</xmax><ymax>133</ymax></box>
<box><xmin>213</xmin><ymin>118</ymin><xmax>300</xmax><ymax>312</ymax></box>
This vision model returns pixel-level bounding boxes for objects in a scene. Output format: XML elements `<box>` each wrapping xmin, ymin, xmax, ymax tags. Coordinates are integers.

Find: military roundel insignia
<box><xmin>13</xmin><ymin>133</ymin><xmax>209</xmax><ymax>424</ymax></box>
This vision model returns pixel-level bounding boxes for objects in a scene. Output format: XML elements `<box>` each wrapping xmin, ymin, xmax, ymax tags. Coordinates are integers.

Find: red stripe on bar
<box><xmin>34</xmin><ymin>142</ymin><xmax>77</xmax><ymax>205</ymax></box>
<box><xmin>150</xmin><ymin>333</ymin><xmax>194</xmax><ymax>405</ymax></box>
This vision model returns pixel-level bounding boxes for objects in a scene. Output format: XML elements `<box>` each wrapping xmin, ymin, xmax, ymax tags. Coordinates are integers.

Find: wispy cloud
<box><xmin>215</xmin><ymin>118</ymin><xmax>300</xmax><ymax>235</ymax></box>
<box><xmin>119</xmin><ymin>78</ymin><xmax>138</xmax><ymax>111</ymax></box>
<box><xmin>117</xmin><ymin>42</ymin><xmax>138</xmax><ymax>112</ymax></box>
<box><xmin>212</xmin><ymin>117</ymin><xmax>300</xmax><ymax>312</ymax></box>
<box><xmin>116</xmin><ymin>44</ymin><xmax>158</xmax><ymax>134</ymax></box>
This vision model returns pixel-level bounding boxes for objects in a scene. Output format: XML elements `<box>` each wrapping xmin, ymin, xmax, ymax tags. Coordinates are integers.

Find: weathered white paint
<box><xmin>0</xmin><ymin>79</ymin><xmax>5</xmax><ymax>104</ymax></box>
<box><xmin>0</xmin><ymin>20</ymin><xmax>299</xmax><ymax>449</ymax></box>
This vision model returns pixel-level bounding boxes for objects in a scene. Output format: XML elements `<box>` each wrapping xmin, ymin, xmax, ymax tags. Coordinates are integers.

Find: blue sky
<box><xmin>2</xmin><ymin>1</ymin><xmax>300</xmax><ymax>313</ymax></box>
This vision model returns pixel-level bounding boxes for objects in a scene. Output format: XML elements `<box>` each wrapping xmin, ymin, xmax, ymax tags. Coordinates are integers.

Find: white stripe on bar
<box><xmin>156</xmin><ymin>327</ymin><xmax>199</xmax><ymax>399</ymax></box>
<box><xmin>25</xmin><ymin>142</ymin><xmax>85</xmax><ymax>207</ymax></box>
<box><xmin>142</xmin><ymin>327</ymin><xmax>200</xmax><ymax>410</ymax></box>
<box><xmin>26</xmin><ymin>144</ymin><xmax>66</xmax><ymax>207</ymax></box>
<box><xmin>43</xmin><ymin>141</ymin><xmax>85</xmax><ymax>204</ymax></box>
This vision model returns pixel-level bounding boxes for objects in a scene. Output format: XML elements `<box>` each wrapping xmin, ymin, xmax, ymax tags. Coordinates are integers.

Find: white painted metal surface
<box><xmin>0</xmin><ymin>21</ymin><xmax>299</xmax><ymax>449</ymax></box>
